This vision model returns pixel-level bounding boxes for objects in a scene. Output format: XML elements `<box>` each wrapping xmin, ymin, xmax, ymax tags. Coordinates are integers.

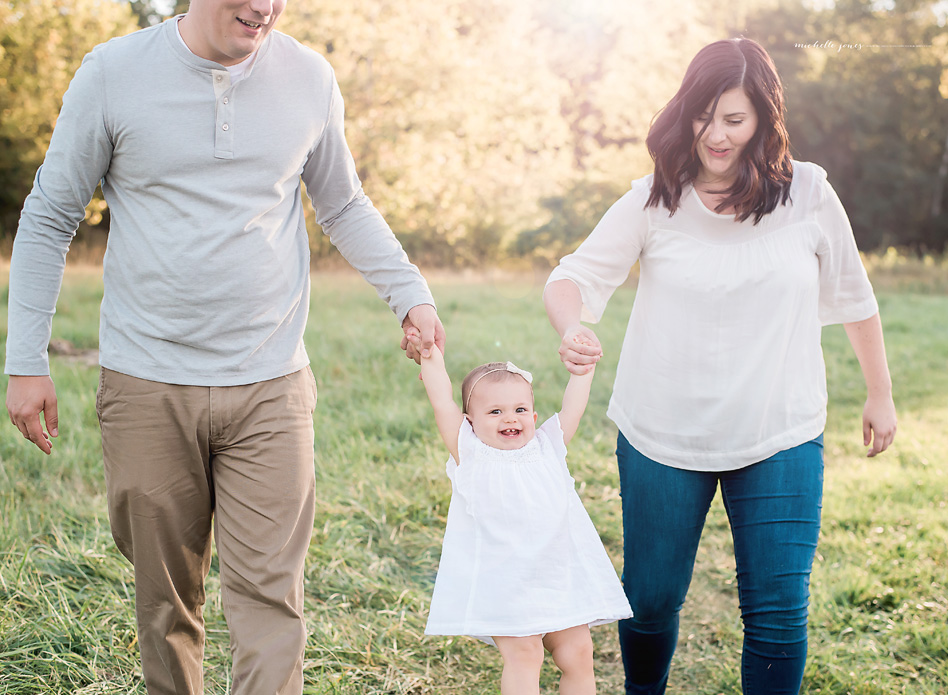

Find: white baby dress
<box><xmin>425</xmin><ymin>414</ymin><xmax>632</xmax><ymax>645</ymax></box>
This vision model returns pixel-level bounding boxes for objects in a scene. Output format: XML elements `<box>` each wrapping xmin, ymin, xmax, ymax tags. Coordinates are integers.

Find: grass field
<box><xmin>0</xmin><ymin>265</ymin><xmax>946</xmax><ymax>694</ymax></box>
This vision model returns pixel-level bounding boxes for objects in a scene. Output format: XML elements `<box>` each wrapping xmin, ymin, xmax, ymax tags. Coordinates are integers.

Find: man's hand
<box><xmin>6</xmin><ymin>375</ymin><xmax>59</xmax><ymax>455</ymax></box>
<box><xmin>401</xmin><ymin>304</ymin><xmax>446</xmax><ymax>363</ymax></box>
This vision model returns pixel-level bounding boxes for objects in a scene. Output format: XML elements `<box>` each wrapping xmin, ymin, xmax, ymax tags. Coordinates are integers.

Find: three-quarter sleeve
<box><xmin>546</xmin><ymin>179</ymin><xmax>651</xmax><ymax>323</ymax></box>
<box><xmin>814</xmin><ymin>177</ymin><xmax>878</xmax><ymax>326</ymax></box>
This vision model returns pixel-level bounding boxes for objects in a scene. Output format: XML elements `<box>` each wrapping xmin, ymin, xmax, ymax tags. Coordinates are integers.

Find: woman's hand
<box><xmin>843</xmin><ymin>313</ymin><xmax>896</xmax><ymax>457</ymax></box>
<box><xmin>862</xmin><ymin>392</ymin><xmax>897</xmax><ymax>457</ymax></box>
<box><xmin>558</xmin><ymin>326</ymin><xmax>602</xmax><ymax>375</ymax></box>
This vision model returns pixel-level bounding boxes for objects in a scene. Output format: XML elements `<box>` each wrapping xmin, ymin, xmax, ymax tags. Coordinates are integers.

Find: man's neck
<box><xmin>175</xmin><ymin>15</ymin><xmax>256</xmax><ymax>74</ymax></box>
<box><xmin>176</xmin><ymin>14</ymin><xmax>255</xmax><ymax>67</ymax></box>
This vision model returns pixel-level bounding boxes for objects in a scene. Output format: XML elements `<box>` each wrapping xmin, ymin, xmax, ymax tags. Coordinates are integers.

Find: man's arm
<box><xmin>5</xmin><ymin>50</ymin><xmax>113</xmax><ymax>454</ymax></box>
<box><xmin>300</xmin><ymin>74</ymin><xmax>441</xmax><ymax>360</ymax></box>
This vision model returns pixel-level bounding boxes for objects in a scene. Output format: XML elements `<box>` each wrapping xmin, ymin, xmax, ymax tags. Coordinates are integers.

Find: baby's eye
<box><xmin>516</xmin><ymin>407</ymin><xmax>527</xmax><ymax>413</ymax></box>
<box><xmin>488</xmin><ymin>409</ymin><xmax>501</xmax><ymax>415</ymax></box>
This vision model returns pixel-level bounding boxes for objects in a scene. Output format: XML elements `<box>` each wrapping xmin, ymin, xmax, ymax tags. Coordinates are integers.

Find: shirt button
<box><xmin>216</xmin><ymin>75</ymin><xmax>223</xmax><ymax>82</ymax></box>
<box><xmin>223</xmin><ymin>97</ymin><xmax>229</xmax><ymax>104</ymax></box>
<box><xmin>222</xmin><ymin>123</ymin><xmax>229</xmax><ymax>131</ymax></box>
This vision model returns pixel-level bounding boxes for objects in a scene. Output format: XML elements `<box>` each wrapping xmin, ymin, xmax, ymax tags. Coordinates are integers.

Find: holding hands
<box><xmin>558</xmin><ymin>326</ymin><xmax>602</xmax><ymax>376</ymax></box>
<box><xmin>544</xmin><ymin>278</ymin><xmax>602</xmax><ymax>376</ymax></box>
<box><xmin>401</xmin><ymin>304</ymin><xmax>445</xmax><ymax>363</ymax></box>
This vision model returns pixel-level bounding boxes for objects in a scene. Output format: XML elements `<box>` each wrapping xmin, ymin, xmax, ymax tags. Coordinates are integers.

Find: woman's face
<box><xmin>692</xmin><ymin>88</ymin><xmax>759</xmax><ymax>185</ymax></box>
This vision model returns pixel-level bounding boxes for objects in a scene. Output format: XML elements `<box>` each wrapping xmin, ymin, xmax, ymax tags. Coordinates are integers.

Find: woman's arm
<box><xmin>543</xmin><ymin>279</ymin><xmax>602</xmax><ymax>375</ymax></box>
<box><xmin>543</xmin><ymin>185</ymin><xmax>650</xmax><ymax>375</ymax></box>
<box><xmin>843</xmin><ymin>312</ymin><xmax>897</xmax><ymax>457</ymax></box>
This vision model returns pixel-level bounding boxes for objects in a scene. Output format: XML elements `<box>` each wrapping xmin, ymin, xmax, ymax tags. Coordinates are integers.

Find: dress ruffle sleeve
<box><xmin>538</xmin><ymin>414</ymin><xmax>572</xmax><ymax>480</ymax></box>
<box><xmin>445</xmin><ymin>418</ymin><xmax>478</xmax><ymax>514</ymax></box>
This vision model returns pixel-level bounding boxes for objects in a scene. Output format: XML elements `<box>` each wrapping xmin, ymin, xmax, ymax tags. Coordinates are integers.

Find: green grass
<box><xmin>0</xmin><ymin>266</ymin><xmax>946</xmax><ymax>694</ymax></box>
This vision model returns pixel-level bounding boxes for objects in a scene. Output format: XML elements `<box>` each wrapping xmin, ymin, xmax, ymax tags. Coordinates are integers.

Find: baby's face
<box><xmin>466</xmin><ymin>378</ymin><xmax>537</xmax><ymax>450</ymax></box>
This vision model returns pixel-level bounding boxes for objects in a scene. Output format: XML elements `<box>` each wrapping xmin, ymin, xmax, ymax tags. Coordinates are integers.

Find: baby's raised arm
<box><xmin>408</xmin><ymin>329</ymin><xmax>463</xmax><ymax>462</ymax></box>
<box><xmin>558</xmin><ymin>333</ymin><xmax>597</xmax><ymax>445</ymax></box>
<box><xmin>559</xmin><ymin>369</ymin><xmax>594</xmax><ymax>446</ymax></box>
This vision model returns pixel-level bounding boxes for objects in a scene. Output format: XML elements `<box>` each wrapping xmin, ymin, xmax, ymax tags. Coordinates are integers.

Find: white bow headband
<box><xmin>464</xmin><ymin>362</ymin><xmax>533</xmax><ymax>412</ymax></box>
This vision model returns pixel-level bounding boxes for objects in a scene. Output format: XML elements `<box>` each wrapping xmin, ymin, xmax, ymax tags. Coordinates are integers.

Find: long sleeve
<box><xmin>301</xmin><ymin>75</ymin><xmax>434</xmax><ymax>324</ymax></box>
<box><xmin>11</xmin><ymin>21</ymin><xmax>432</xmax><ymax>387</ymax></box>
<box><xmin>6</xmin><ymin>51</ymin><xmax>113</xmax><ymax>375</ymax></box>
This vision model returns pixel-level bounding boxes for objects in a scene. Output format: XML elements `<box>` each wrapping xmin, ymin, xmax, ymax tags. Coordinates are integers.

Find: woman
<box><xmin>543</xmin><ymin>38</ymin><xmax>897</xmax><ymax>695</ymax></box>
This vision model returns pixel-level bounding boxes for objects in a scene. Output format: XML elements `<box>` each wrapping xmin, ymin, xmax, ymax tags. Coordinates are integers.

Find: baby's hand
<box><xmin>404</xmin><ymin>327</ymin><xmax>422</xmax><ymax>378</ymax></box>
<box><xmin>404</xmin><ymin>327</ymin><xmax>430</xmax><ymax>380</ymax></box>
<box><xmin>573</xmin><ymin>335</ymin><xmax>596</xmax><ymax>373</ymax></box>
<box><xmin>404</xmin><ymin>326</ymin><xmax>423</xmax><ymax>349</ymax></box>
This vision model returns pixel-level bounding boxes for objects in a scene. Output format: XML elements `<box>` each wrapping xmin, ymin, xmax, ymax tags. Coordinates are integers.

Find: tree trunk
<box><xmin>933</xmin><ymin>125</ymin><xmax>948</xmax><ymax>218</ymax></box>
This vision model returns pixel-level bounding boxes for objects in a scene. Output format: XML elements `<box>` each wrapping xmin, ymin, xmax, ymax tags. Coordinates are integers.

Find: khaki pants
<box><xmin>96</xmin><ymin>367</ymin><xmax>318</xmax><ymax>695</ymax></box>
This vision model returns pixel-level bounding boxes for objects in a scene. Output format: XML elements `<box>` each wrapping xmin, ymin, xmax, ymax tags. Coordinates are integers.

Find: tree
<box><xmin>280</xmin><ymin>0</ymin><xmax>577</xmax><ymax>266</ymax></box>
<box><xmin>4</xmin><ymin>0</ymin><xmax>944</xmax><ymax>259</ymax></box>
<box><xmin>743</xmin><ymin>0</ymin><xmax>948</xmax><ymax>251</ymax></box>
<box><xmin>0</xmin><ymin>0</ymin><xmax>138</xmax><ymax>239</ymax></box>
<box><xmin>127</xmin><ymin>0</ymin><xmax>188</xmax><ymax>28</ymax></box>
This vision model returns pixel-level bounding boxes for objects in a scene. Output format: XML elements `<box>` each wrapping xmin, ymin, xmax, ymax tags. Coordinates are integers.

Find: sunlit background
<box><xmin>0</xmin><ymin>4</ymin><xmax>946</xmax><ymax>694</ymax></box>
<box><xmin>1</xmin><ymin>0</ymin><xmax>946</xmax><ymax>267</ymax></box>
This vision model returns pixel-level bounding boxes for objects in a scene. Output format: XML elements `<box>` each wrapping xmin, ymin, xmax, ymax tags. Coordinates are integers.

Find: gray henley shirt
<box><xmin>5</xmin><ymin>18</ymin><xmax>435</xmax><ymax>386</ymax></box>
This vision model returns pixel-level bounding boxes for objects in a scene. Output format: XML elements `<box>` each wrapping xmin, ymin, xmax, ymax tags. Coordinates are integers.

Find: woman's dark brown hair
<box><xmin>645</xmin><ymin>38</ymin><xmax>793</xmax><ymax>224</ymax></box>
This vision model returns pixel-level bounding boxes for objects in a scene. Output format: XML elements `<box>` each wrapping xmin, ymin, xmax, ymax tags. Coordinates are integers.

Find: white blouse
<box><xmin>547</xmin><ymin>161</ymin><xmax>878</xmax><ymax>471</ymax></box>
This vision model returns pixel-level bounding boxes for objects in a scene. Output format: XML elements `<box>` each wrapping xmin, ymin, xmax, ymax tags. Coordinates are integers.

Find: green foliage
<box><xmin>1</xmin><ymin>0</ymin><xmax>946</xmax><ymax>260</ymax></box>
<box><xmin>513</xmin><ymin>179</ymin><xmax>626</xmax><ymax>263</ymax></box>
<box><xmin>0</xmin><ymin>0</ymin><xmax>138</xmax><ymax>238</ymax></box>
<box><xmin>284</xmin><ymin>0</ymin><xmax>576</xmax><ymax>267</ymax></box>
<box><xmin>0</xmin><ymin>268</ymin><xmax>946</xmax><ymax>693</ymax></box>
<box><xmin>281</xmin><ymin>0</ymin><xmax>723</xmax><ymax>266</ymax></box>
<box><xmin>738</xmin><ymin>0</ymin><xmax>948</xmax><ymax>252</ymax></box>
<box><xmin>127</xmin><ymin>0</ymin><xmax>188</xmax><ymax>28</ymax></box>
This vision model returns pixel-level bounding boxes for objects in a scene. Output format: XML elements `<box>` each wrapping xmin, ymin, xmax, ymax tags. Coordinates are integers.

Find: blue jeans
<box><xmin>615</xmin><ymin>433</ymin><xmax>824</xmax><ymax>695</ymax></box>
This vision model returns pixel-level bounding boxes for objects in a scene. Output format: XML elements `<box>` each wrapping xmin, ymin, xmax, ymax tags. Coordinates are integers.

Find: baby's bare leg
<box><xmin>543</xmin><ymin>625</ymin><xmax>596</xmax><ymax>695</ymax></box>
<box><xmin>494</xmin><ymin>635</ymin><xmax>544</xmax><ymax>695</ymax></box>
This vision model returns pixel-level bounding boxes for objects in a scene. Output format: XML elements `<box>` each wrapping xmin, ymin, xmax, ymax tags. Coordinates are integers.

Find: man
<box><xmin>4</xmin><ymin>1</ymin><xmax>444</xmax><ymax>693</ymax></box>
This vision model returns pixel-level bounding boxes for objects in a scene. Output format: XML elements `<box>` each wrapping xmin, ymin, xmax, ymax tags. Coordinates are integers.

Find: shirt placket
<box><xmin>212</xmin><ymin>69</ymin><xmax>234</xmax><ymax>159</ymax></box>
